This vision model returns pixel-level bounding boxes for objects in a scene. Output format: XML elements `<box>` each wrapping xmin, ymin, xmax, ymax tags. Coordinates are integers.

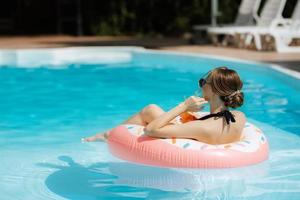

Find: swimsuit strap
<box><xmin>197</xmin><ymin>110</ymin><xmax>236</xmax><ymax>125</ymax></box>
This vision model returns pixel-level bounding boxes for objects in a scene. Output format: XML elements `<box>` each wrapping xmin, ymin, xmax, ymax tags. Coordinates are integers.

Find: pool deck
<box><xmin>0</xmin><ymin>35</ymin><xmax>299</xmax><ymax>72</ymax></box>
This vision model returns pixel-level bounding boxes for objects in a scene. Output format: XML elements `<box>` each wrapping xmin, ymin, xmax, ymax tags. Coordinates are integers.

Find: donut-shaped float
<box><xmin>107</xmin><ymin>116</ymin><xmax>269</xmax><ymax>168</ymax></box>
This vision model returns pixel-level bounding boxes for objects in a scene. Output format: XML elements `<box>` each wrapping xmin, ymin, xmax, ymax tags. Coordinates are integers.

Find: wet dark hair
<box><xmin>207</xmin><ymin>67</ymin><xmax>244</xmax><ymax>108</ymax></box>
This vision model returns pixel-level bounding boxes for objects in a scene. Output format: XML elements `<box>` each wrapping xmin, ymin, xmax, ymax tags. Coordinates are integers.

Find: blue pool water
<box><xmin>0</xmin><ymin>47</ymin><xmax>300</xmax><ymax>199</ymax></box>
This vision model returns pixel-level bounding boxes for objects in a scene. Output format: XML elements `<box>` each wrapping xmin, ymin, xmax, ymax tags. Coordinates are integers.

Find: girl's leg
<box><xmin>123</xmin><ymin>104</ymin><xmax>165</xmax><ymax>125</ymax></box>
<box><xmin>83</xmin><ymin>104</ymin><xmax>165</xmax><ymax>142</ymax></box>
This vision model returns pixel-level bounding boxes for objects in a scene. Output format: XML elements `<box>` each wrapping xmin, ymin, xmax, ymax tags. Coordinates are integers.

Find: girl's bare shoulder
<box><xmin>231</xmin><ymin>110</ymin><xmax>246</xmax><ymax>122</ymax></box>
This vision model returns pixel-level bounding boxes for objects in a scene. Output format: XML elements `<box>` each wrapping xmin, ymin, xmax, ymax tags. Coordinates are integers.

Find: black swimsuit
<box><xmin>197</xmin><ymin>110</ymin><xmax>236</xmax><ymax>125</ymax></box>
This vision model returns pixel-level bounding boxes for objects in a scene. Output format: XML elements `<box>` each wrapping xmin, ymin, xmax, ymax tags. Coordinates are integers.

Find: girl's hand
<box><xmin>182</xmin><ymin>96</ymin><xmax>208</xmax><ymax>112</ymax></box>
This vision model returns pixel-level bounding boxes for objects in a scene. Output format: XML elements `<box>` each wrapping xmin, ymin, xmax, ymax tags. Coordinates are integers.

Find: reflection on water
<box><xmin>37</xmin><ymin>156</ymin><xmax>275</xmax><ymax>200</ymax></box>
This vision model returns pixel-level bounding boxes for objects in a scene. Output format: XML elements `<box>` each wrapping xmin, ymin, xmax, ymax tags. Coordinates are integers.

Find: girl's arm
<box><xmin>145</xmin><ymin>96</ymin><xmax>208</xmax><ymax>139</ymax></box>
<box><xmin>144</xmin><ymin>121</ymin><xmax>212</xmax><ymax>143</ymax></box>
<box><xmin>145</xmin><ymin>103</ymin><xmax>186</xmax><ymax>133</ymax></box>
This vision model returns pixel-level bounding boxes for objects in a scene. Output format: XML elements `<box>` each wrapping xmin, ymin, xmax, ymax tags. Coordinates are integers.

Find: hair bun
<box><xmin>222</xmin><ymin>91</ymin><xmax>244</xmax><ymax>108</ymax></box>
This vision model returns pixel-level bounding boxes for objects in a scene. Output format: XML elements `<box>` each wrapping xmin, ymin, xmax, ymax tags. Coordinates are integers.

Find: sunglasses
<box><xmin>198</xmin><ymin>71</ymin><xmax>211</xmax><ymax>88</ymax></box>
<box><xmin>198</xmin><ymin>78</ymin><xmax>207</xmax><ymax>87</ymax></box>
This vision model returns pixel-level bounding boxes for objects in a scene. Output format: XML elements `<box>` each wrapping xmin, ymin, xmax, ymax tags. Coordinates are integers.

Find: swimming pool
<box><xmin>0</xmin><ymin>47</ymin><xmax>299</xmax><ymax>199</ymax></box>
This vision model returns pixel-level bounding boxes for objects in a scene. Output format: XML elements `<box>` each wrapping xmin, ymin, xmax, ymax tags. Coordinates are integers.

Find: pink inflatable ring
<box><xmin>107</xmin><ymin>121</ymin><xmax>269</xmax><ymax>168</ymax></box>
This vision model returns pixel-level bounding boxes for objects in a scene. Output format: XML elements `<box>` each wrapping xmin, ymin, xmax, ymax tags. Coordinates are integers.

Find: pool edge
<box><xmin>0</xmin><ymin>46</ymin><xmax>299</xmax><ymax>80</ymax></box>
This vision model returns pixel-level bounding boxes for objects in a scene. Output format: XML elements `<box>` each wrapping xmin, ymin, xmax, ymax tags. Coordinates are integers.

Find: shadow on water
<box><xmin>36</xmin><ymin>156</ymin><xmax>190</xmax><ymax>200</ymax></box>
<box><xmin>36</xmin><ymin>155</ymin><xmax>274</xmax><ymax>200</ymax></box>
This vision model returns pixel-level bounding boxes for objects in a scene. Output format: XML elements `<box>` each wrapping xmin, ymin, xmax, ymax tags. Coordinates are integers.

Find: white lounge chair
<box><xmin>192</xmin><ymin>0</ymin><xmax>261</xmax><ymax>44</ymax></box>
<box><xmin>244</xmin><ymin>0</ymin><xmax>300</xmax><ymax>52</ymax></box>
<box><xmin>208</xmin><ymin>0</ymin><xmax>287</xmax><ymax>46</ymax></box>
<box><xmin>206</xmin><ymin>0</ymin><xmax>261</xmax><ymax>32</ymax></box>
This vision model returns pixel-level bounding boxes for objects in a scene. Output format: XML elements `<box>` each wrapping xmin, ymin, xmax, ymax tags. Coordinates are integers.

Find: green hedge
<box><xmin>84</xmin><ymin>0</ymin><xmax>240</xmax><ymax>36</ymax></box>
<box><xmin>82</xmin><ymin>0</ymin><xmax>296</xmax><ymax>36</ymax></box>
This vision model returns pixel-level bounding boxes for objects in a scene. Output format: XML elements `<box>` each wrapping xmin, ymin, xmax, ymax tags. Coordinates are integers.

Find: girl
<box><xmin>83</xmin><ymin>67</ymin><xmax>246</xmax><ymax>145</ymax></box>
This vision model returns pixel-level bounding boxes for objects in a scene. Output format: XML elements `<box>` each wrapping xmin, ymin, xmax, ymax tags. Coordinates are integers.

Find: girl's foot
<box><xmin>82</xmin><ymin>132</ymin><xmax>108</xmax><ymax>142</ymax></box>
